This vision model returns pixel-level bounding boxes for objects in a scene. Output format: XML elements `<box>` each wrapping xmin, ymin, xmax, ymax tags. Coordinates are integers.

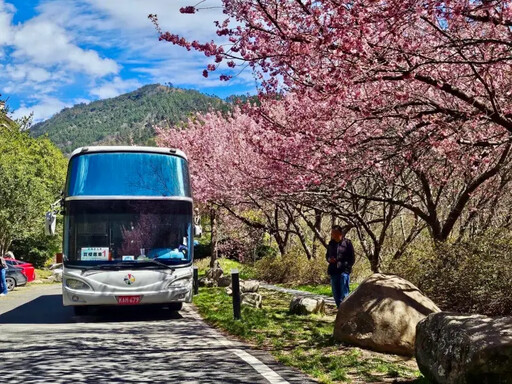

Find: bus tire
<box><xmin>168</xmin><ymin>302</ymin><xmax>183</xmax><ymax>311</ymax></box>
<box><xmin>73</xmin><ymin>306</ymin><xmax>89</xmax><ymax>316</ymax></box>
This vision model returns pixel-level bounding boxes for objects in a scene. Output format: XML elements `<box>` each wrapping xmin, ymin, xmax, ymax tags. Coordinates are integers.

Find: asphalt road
<box><xmin>0</xmin><ymin>284</ymin><xmax>315</xmax><ymax>384</ymax></box>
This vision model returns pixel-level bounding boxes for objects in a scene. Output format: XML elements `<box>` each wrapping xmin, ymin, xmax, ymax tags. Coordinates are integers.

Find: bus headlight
<box><xmin>167</xmin><ymin>278</ymin><xmax>191</xmax><ymax>289</ymax></box>
<box><xmin>66</xmin><ymin>278</ymin><xmax>92</xmax><ymax>290</ymax></box>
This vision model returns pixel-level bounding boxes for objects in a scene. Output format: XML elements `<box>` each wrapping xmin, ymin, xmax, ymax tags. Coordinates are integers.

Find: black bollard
<box><xmin>193</xmin><ymin>266</ymin><xmax>199</xmax><ymax>295</ymax></box>
<box><xmin>231</xmin><ymin>268</ymin><xmax>241</xmax><ymax>320</ymax></box>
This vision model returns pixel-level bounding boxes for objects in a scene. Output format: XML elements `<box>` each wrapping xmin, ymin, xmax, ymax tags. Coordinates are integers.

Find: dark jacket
<box><xmin>326</xmin><ymin>238</ymin><xmax>355</xmax><ymax>275</ymax></box>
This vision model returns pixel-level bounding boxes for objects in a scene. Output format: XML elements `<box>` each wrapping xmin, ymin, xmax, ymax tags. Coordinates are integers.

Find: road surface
<box><xmin>0</xmin><ymin>284</ymin><xmax>315</xmax><ymax>384</ymax></box>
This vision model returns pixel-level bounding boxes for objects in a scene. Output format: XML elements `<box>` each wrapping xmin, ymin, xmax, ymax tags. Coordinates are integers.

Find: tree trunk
<box><xmin>311</xmin><ymin>209</ymin><xmax>322</xmax><ymax>259</ymax></box>
<box><xmin>209</xmin><ymin>208</ymin><xmax>218</xmax><ymax>268</ymax></box>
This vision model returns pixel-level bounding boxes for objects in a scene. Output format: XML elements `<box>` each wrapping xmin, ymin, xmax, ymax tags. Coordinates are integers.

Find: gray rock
<box><xmin>226</xmin><ymin>279</ymin><xmax>260</xmax><ymax>295</ymax></box>
<box><xmin>52</xmin><ymin>269</ymin><xmax>63</xmax><ymax>282</ymax></box>
<box><xmin>217</xmin><ymin>275</ymin><xmax>231</xmax><ymax>287</ymax></box>
<box><xmin>416</xmin><ymin>312</ymin><xmax>512</xmax><ymax>384</ymax></box>
<box><xmin>289</xmin><ymin>297</ymin><xmax>325</xmax><ymax>315</ymax></box>
<box><xmin>334</xmin><ymin>273</ymin><xmax>440</xmax><ymax>356</ymax></box>
<box><xmin>199</xmin><ymin>277</ymin><xmax>217</xmax><ymax>288</ymax></box>
<box><xmin>241</xmin><ymin>292</ymin><xmax>262</xmax><ymax>309</ymax></box>
<box><xmin>206</xmin><ymin>267</ymin><xmax>223</xmax><ymax>281</ymax></box>
<box><xmin>241</xmin><ymin>280</ymin><xmax>259</xmax><ymax>293</ymax></box>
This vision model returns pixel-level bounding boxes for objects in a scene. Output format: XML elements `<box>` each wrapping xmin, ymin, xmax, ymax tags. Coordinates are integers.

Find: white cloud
<box><xmin>0</xmin><ymin>0</ymin><xmax>14</xmax><ymax>46</ymax></box>
<box><xmin>4</xmin><ymin>64</ymin><xmax>52</xmax><ymax>82</ymax></box>
<box><xmin>90</xmin><ymin>76</ymin><xmax>141</xmax><ymax>99</ymax></box>
<box><xmin>12</xmin><ymin>20</ymin><xmax>119</xmax><ymax>77</ymax></box>
<box><xmin>12</xmin><ymin>96</ymin><xmax>71</xmax><ymax>122</ymax></box>
<box><xmin>83</xmin><ymin>0</ymin><xmax>224</xmax><ymax>40</ymax></box>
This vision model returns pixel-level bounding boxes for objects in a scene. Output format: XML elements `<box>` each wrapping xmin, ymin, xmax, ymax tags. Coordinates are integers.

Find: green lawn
<box><xmin>193</xmin><ymin>287</ymin><xmax>422</xmax><ymax>384</ymax></box>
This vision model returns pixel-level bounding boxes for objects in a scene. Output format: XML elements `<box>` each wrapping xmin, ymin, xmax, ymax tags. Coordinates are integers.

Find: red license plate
<box><xmin>116</xmin><ymin>296</ymin><xmax>142</xmax><ymax>305</ymax></box>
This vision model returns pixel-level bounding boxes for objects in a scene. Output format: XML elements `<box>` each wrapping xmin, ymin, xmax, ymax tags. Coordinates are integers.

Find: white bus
<box><xmin>59</xmin><ymin>146</ymin><xmax>197</xmax><ymax>315</ymax></box>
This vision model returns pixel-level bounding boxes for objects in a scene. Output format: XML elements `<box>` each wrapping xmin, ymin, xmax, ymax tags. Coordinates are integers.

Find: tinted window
<box><xmin>66</xmin><ymin>152</ymin><xmax>190</xmax><ymax>197</ymax></box>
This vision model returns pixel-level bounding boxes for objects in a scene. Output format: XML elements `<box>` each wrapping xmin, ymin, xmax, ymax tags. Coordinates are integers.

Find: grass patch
<box><xmin>193</xmin><ymin>287</ymin><xmax>422</xmax><ymax>383</ymax></box>
<box><xmin>34</xmin><ymin>268</ymin><xmax>53</xmax><ymax>280</ymax></box>
<box><xmin>194</xmin><ymin>257</ymin><xmax>256</xmax><ymax>280</ymax></box>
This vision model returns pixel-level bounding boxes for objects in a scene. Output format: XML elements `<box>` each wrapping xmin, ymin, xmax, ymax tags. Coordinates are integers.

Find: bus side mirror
<box><xmin>45</xmin><ymin>211</ymin><xmax>57</xmax><ymax>236</ymax></box>
<box><xmin>194</xmin><ymin>225</ymin><xmax>203</xmax><ymax>238</ymax></box>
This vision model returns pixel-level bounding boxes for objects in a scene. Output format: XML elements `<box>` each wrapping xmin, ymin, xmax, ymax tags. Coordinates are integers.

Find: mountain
<box><xmin>30</xmin><ymin>84</ymin><xmax>226</xmax><ymax>153</ymax></box>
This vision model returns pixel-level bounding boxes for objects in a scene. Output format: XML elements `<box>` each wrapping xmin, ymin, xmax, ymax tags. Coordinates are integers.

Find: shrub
<box><xmin>254</xmin><ymin>247</ymin><xmax>329</xmax><ymax>285</ymax></box>
<box><xmin>10</xmin><ymin>231</ymin><xmax>61</xmax><ymax>268</ymax></box>
<box><xmin>387</xmin><ymin>230</ymin><xmax>512</xmax><ymax>316</ymax></box>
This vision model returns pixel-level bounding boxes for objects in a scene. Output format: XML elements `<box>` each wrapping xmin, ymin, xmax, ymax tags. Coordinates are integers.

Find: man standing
<box><xmin>326</xmin><ymin>225</ymin><xmax>355</xmax><ymax>307</ymax></box>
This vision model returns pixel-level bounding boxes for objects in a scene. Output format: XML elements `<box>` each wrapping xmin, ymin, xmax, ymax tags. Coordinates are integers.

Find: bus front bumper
<box><xmin>62</xmin><ymin>285</ymin><xmax>193</xmax><ymax>306</ymax></box>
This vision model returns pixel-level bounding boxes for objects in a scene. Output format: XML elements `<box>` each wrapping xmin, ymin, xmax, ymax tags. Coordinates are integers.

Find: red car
<box><xmin>5</xmin><ymin>258</ymin><xmax>36</xmax><ymax>282</ymax></box>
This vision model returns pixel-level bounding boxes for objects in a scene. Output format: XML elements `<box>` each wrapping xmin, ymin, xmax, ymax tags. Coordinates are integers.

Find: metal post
<box><xmin>193</xmin><ymin>266</ymin><xmax>199</xmax><ymax>295</ymax></box>
<box><xmin>231</xmin><ymin>268</ymin><xmax>241</xmax><ymax>320</ymax></box>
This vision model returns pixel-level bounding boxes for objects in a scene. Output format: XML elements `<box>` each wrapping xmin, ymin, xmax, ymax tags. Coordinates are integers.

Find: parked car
<box><xmin>5</xmin><ymin>265</ymin><xmax>28</xmax><ymax>291</ymax></box>
<box><xmin>5</xmin><ymin>258</ymin><xmax>36</xmax><ymax>282</ymax></box>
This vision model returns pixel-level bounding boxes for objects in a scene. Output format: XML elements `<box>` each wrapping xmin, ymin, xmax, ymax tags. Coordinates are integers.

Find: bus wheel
<box><xmin>168</xmin><ymin>302</ymin><xmax>183</xmax><ymax>312</ymax></box>
<box><xmin>73</xmin><ymin>306</ymin><xmax>89</xmax><ymax>316</ymax></box>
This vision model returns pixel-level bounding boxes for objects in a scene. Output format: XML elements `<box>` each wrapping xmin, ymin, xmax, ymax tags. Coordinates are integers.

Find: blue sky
<box><xmin>0</xmin><ymin>0</ymin><xmax>257</xmax><ymax>122</ymax></box>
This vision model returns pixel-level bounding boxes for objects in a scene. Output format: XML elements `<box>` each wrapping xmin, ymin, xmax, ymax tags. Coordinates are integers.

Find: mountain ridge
<box><xmin>30</xmin><ymin>84</ymin><xmax>227</xmax><ymax>153</ymax></box>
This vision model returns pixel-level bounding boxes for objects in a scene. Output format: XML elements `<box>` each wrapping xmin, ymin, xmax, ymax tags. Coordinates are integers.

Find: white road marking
<box><xmin>231</xmin><ymin>349</ymin><xmax>290</xmax><ymax>384</ymax></box>
<box><xmin>186</xmin><ymin>306</ymin><xmax>290</xmax><ymax>384</ymax></box>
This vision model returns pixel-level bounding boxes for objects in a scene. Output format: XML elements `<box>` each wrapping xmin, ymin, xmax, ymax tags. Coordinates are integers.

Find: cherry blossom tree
<box><xmin>151</xmin><ymin>0</ymin><xmax>512</xmax><ymax>244</ymax></box>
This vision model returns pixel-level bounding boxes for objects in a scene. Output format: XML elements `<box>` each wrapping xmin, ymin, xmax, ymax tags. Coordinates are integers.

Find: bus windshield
<box><xmin>66</xmin><ymin>152</ymin><xmax>191</xmax><ymax>197</ymax></box>
<box><xmin>64</xmin><ymin>200</ymin><xmax>192</xmax><ymax>268</ymax></box>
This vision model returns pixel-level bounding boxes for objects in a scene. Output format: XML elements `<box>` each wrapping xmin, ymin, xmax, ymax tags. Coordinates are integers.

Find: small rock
<box><xmin>199</xmin><ymin>277</ymin><xmax>217</xmax><ymax>287</ymax></box>
<box><xmin>241</xmin><ymin>292</ymin><xmax>262</xmax><ymax>309</ymax></box>
<box><xmin>206</xmin><ymin>267</ymin><xmax>223</xmax><ymax>281</ymax></box>
<box><xmin>289</xmin><ymin>296</ymin><xmax>325</xmax><ymax>315</ymax></box>
<box><xmin>217</xmin><ymin>275</ymin><xmax>231</xmax><ymax>287</ymax></box>
<box><xmin>52</xmin><ymin>270</ymin><xmax>62</xmax><ymax>282</ymax></box>
<box><xmin>225</xmin><ymin>287</ymin><xmax>232</xmax><ymax>296</ymax></box>
<box><xmin>49</xmin><ymin>263</ymin><xmax>63</xmax><ymax>270</ymax></box>
<box><xmin>241</xmin><ymin>280</ymin><xmax>259</xmax><ymax>293</ymax></box>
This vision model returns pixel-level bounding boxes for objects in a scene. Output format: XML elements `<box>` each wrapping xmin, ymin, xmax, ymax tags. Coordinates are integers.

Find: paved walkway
<box><xmin>260</xmin><ymin>283</ymin><xmax>336</xmax><ymax>306</ymax></box>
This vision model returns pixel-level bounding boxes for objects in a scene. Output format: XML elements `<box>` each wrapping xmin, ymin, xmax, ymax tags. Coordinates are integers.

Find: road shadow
<box><xmin>0</xmin><ymin>294</ymin><xmax>183</xmax><ymax>324</ymax></box>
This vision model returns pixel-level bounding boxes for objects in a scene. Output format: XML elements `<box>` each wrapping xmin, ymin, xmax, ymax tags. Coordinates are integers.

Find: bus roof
<box><xmin>69</xmin><ymin>146</ymin><xmax>188</xmax><ymax>161</ymax></box>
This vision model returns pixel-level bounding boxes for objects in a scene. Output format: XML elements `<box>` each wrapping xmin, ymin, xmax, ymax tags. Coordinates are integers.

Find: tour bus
<box><xmin>56</xmin><ymin>146</ymin><xmax>196</xmax><ymax>315</ymax></box>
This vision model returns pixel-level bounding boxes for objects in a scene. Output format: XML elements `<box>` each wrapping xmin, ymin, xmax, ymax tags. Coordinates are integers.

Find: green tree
<box><xmin>0</xmin><ymin>112</ymin><xmax>67</xmax><ymax>259</ymax></box>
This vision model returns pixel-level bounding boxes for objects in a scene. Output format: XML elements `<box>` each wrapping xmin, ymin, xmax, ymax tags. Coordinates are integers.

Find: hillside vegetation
<box><xmin>30</xmin><ymin>84</ymin><xmax>225</xmax><ymax>153</ymax></box>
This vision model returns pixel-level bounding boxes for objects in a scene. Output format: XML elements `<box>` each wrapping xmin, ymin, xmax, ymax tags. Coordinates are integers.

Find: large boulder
<box><xmin>290</xmin><ymin>296</ymin><xmax>325</xmax><ymax>315</ymax></box>
<box><xmin>333</xmin><ymin>273</ymin><xmax>440</xmax><ymax>356</ymax></box>
<box><xmin>416</xmin><ymin>312</ymin><xmax>512</xmax><ymax>384</ymax></box>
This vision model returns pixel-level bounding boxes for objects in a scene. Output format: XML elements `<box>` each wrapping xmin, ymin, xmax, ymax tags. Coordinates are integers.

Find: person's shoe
<box><xmin>0</xmin><ymin>293</ymin><xmax>6</xmax><ymax>296</ymax></box>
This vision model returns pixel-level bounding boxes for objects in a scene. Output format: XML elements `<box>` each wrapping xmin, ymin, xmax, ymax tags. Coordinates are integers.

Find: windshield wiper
<box><xmin>139</xmin><ymin>259</ymin><xmax>175</xmax><ymax>270</ymax></box>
